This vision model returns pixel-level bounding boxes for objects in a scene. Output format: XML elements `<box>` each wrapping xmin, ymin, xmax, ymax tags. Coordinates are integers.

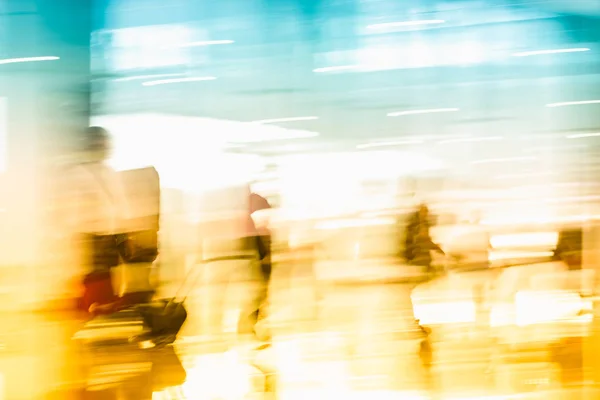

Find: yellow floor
<box><xmin>0</xmin><ymin>260</ymin><xmax>597</xmax><ymax>399</ymax></box>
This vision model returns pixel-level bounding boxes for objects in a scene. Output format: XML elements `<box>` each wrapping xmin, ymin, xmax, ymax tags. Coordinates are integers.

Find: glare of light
<box><xmin>251</xmin><ymin>116</ymin><xmax>319</xmax><ymax>124</ymax></box>
<box><xmin>445</xmin><ymin>394</ymin><xmax>533</xmax><ymax>400</ymax></box>
<box><xmin>412</xmin><ymin>300</ymin><xmax>476</xmax><ymax>325</ymax></box>
<box><xmin>515</xmin><ymin>290</ymin><xmax>589</xmax><ymax>327</ymax></box>
<box><xmin>388</xmin><ymin>108</ymin><xmax>459</xmax><ymax>117</ymax></box>
<box><xmin>151</xmin><ymin>390</ymin><xmax>166</xmax><ymax>400</ymax></box>
<box><xmin>114</xmin><ymin>73</ymin><xmax>185</xmax><ymax>82</ymax></box>
<box><xmin>406</xmin><ymin>42</ymin><xmax>436</xmax><ymax>68</ymax></box>
<box><xmin>0</xmin><ymin>56</ymin><xmax>59</xmax><ymax>65</ymax></box>
<box><xmin>489</xmin><ymin>251</ymin><xmax>554</xmax><ymax>261</ymax></box>
<box><xmin>512</xmin><ymin>47</ymin><xmax>590</xmax><ymax>57</ymax></box>
<box><xmin>232</xmin><ymin>129</ymin><xmax>319</xmax><ymax>143</ymax></box>
<box><xmin>489</xmin><ymin>303</ymin><xmax>514</xmax><ymax>327</ymax></box>
<box><xmin>182</xmin><ymin>353</ymin><xmax>251</xmax><ymax>399</ymax></box>
<box><xmin>454</xmin><ymin>41</ymin><xmax>485</xmax><ymax>64</ymax></box>
<box><xmin>316</xmin><ymin>218</ymin><xmax>395</xmax><ymax>230</ymax></box>
<box><xmin>356</xmin><ymin>140</ymin><xmax>423</xmax><ymax>149</ymax></box>
<box><xmin>367</xmin><ymin>19</ymin><xmax>445</xmax><ymax>30</ymax></box>
<box><xmin>142</xmin><ymin>76</ymin><xmax>216</xmax><ymax>86</ymax></box>
<box><xmin>178</xmin><ymin>39</ymin><xmax>234</xmax><ymax>47</ymax></box>
<box><xmin>313</xmin><ymin>65</ymin><xmax>359</xmax><ymax>73</ymax></box>
<box><xmin>223</xmin><ymin>308</ymin><xmax>240</xmax><ymax>333</ymax></box>
<box><xmin>494</xmin><ymin>171</ymin><xmax>554</xmax><ymax>180</ymax></box>
<box><xmin>566</xmin><ymin>132</ymin><xmax>600</xmax><ymax>139</ymax></box>
<box><xmin>152</xmin><ymin>387</ymin><xmax>187</xmax><ymax>400</ymax></box>
<box><xmin>490</xmin><ymin>232</ymin><xmax>558</xmax><ymax>249</ymax></box>
<box><xmin>471</xmin><ymin>156</ymin><xmax>537</xmax><ymax>165</ymax></box>
<box><xmin>481</xmin><ymin>214</ymin><xmax>600</xmax><ymax>226</ymax></box>
<box><xmin>546</xmin><ymin>99</ymin><xmax>600</xmax><ymax>108</ymax></box>
<box><xmin>438</xmin><ymin>136</ymin><xmax>503</xmax><ymax>144</ymax></box>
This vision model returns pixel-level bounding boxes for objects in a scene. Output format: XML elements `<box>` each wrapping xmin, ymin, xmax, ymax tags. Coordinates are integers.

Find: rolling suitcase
<box><xmin>74</xmin><ymin>254</ymin><xmax>258</xmax><ymax>347</ymax></box>
<box><xmin>132</xmin><ymin>254</ymin><xmax>258</xmax><ymax>347</ymax></box>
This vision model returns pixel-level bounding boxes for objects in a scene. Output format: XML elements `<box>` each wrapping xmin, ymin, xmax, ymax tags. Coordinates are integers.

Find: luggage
<box><xmin>133</xmin><ymin>254</ymin><xmax>258</xmax><ymax>346</ymax></box>
<box><xmin>133</xmin><ymin>300</ymin><xmax>188</xmax><ymax>346</ymax></box>
<box><xmin>75</xmin><ymin>254</ymin><xmax>259</xmax><ymax>347</ymax></box>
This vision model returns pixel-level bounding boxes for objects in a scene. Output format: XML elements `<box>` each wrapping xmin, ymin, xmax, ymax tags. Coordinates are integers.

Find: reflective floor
<box><xmin>2</xmin><ymin>259</ymin><xmax>600</xmax><ymax>399</ymax></box>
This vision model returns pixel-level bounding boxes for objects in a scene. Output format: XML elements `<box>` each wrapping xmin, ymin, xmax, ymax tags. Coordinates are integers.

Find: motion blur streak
<box><xmin>142</xmin><ymin>76</ymin><xmax>217</xmax><ymax>86</ymax></box>
<box><xmin>512</xmin><ymin>48</ymin><xmax>590</xmax><ymax>57</ymax></box>
<box><xmin>387</xmin><ymin>108</ymin><xmax>460</xmax><ymax>117</ymax></box>
<box><xmin>367</xmin><ymin>20</ymin><xmax>446</xmax><ymax>29</ymax></box>
<box><xmin>5</xmin><ymin>0</ymin><xmax>600</xmax><ymax>399</ymax></box>
<box><xmin>546</xmin><ymin>99</ymin><xmax>600</xmax><ymax>107</ymax></box>
<box><xmin>0</xmin><ymin>56</ymin><xmax>59</xmax><ymax>64</ymax></box>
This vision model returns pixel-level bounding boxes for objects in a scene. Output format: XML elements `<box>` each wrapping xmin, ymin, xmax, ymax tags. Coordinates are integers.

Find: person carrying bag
<box><xmin>53</xmin><ymin>126</ymin><xmax>160</xmax><ymax>315</ymax></box>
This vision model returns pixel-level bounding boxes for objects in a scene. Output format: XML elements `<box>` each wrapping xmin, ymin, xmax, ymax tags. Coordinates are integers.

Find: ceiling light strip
<box><xmin>251</xmin><ymin>116</ymin><xmax>319</xmax><ymax>124</ymax></box>
<box><xmin>438</xmin><ymin>136</ymin><xmax>503</xmax><ymax>144</ymax></box>
<box><xmin>546</xmin><ymin>100</ymin><xmax>600</xmax><ymax>108</ymax></box>
<box><xmin>142</xmin><ymin>76</ymin><xmax>217</xmax><ymax>86</ymax></box>
<box><xmin>388</xmin><ymin>108</ymin><xmax>459</xmax><ymax>117</ymax></box>
<box><xmin>178</xmin><ymin>40</ymin><xmax>235</xmax><ymax>48</ymax></box>
<box><xmin>0</xmin><ymin>56</ymin><xmax>60</xmax><ymax>65</ymax></box>
<box><xmin>313</xmin><ymin>65</ymin><xmax>359</xmax><ymax>73</ymax></box>
<box><xmin>356</xmin><ymin>140</ymin><xmax>423</xmax><ymax>149</ymax></box>
<box><xmin>566</xmin><ymin>132</ymin><xmax>600</xmax><ymax>139</ymax></box>
<box><xmin>367</xmin><ymin>19</ymin><xmax>445</xmax><ymax>30</ymax></box>
<box><xmin>115</xmin><ymin>73</ymin><xmax>185</xmax><ymax>82</ymax></box>
<box><xmin>512</xmin><ymin>48</ymin><xmax>590</xmax><ymax>57</ymax></box>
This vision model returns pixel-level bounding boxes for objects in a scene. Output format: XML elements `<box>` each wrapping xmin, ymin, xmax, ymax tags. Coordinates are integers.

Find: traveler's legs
<box><xmin>237</xmin><ymin>260</ymin><xmax>272</xmax><ymax>343</ymax></box>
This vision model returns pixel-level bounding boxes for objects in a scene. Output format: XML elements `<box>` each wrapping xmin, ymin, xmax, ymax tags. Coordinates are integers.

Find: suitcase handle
<box><xmin>170</xmin><ymin>254</ymin><xmax>259</xmax><ymax>305</ymax></box>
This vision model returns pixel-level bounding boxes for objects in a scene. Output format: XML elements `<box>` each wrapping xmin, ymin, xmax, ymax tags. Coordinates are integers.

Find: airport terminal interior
<box><xmin>2</xmin><ymin>0</ymin><xmax>600</xmax><ymax>398</ymax></box>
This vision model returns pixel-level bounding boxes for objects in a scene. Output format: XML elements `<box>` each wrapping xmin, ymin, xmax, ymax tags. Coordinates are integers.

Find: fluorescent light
<box><xmin>566</xmin><ymin>132</ymin><xmax>600</xmax><ymax>139</ymax></box>
<box><xmin>512</xmin><ymin>48</ymin><xmax>590</xmax><ymax>57</ymax></box>
<box><xmin>388</xmin><ymin>108</ymin><xmax>459</xmax><ymax>117</ymax></box>
<box><xmin>231</xmin><ymin>130</ymin><xmax>319</xmax><ymax>143</ymax></box>
<box><xmin>114</xmin><ymin>73</ymin><xmax>185</xmax><ymax>82</ymax></box>
<box><xmin>250</xmin><ymin>116</ymin><xmax>319</xmax><ymax>124</ymax></box>
<box><xmin>178</xmin><ymin>40</ymin><xmax>234</xmax><ymax>48</ymax></box>
<box><xmin>495</xmin><ymin>171</ymin><xmax>554</xmax><ymax>180</ymax></box>
<box><xmin>438</xmin><ymin>136</ymin><xmax>503</xmax><ymax>144</ymax></box>
<box><xmin>546</xmin><ymin>100</ymin><xmax>600</xmax><ymax>108</ymax></box>
<box><xmin>0</xmin><ymin>56</ymin><xmax>59</xmax><ymax>65</ymax></box>
<box><xmin>356</xmin><ymin>140</ymin><xmax>423</xmax><ymax>149</ymax></box>
<box><xmin>313</xmin><ymin>65</ymin><xmax>358</xmax><ymax>73</ymax></box>
<box><xmin>142</xmin><ymin>76</ymin><xmax>216</xmax><ymax>86</ymax></box>
<box><xmin>367</xmin><ymin>19</ymin><xmax>445</xmax><ymax>30</ymax></box>
<box><xmin>471</xmin><ymin>156</ymin><xmax>537</xmax><ymax>165</ymax></box>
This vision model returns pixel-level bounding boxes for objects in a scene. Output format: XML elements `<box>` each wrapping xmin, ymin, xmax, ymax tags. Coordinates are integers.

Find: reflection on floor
<box><xmin>0</xmin><ymin>260</ymin><xmax>599</xmax><ymax>399</ymax></box>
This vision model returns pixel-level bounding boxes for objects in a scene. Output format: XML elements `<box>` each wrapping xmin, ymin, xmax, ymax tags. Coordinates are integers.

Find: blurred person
<box><xmin>48</xmin><ymin>126</ymin><xmax>125</xmax><ymax>314</ymax></box>
<box><xmin>51</xmin><ymin>126</ymin><xmax>158</xmax><ymax>316</ymax></box>
<box><xmin>404</xmin><ymin>204</ymin><xmax>444</xmax><ymax>275</ymax></box>
<box><xmin>91</xmin><ymin>166</ymin><xmax>161</xmax><ymax>315</ymax></box>
<box><xmin>553</xmin><ymin>227</ymin><xmax>582</xmax><ymax>270</ymax></box>
<box><xmin>237</xmin><ymin>191</ymin><xmax>273</xmax><ymax>344</ymax></box>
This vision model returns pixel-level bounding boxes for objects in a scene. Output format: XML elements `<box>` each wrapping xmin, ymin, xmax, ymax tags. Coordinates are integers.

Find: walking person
<box><xmin>405</xmin><ymin>204</ymin><xmax>445</xmax><ymax>278</ymax></box>
<box><xmin>51</xmin><ymin>126</ymin><xmax>159</xmax><ymax>316</ymax></box>
<box><xmin>237</xmin><ymin>191</ymin><xmax>273</xmax><ymax>345</ymax></box>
